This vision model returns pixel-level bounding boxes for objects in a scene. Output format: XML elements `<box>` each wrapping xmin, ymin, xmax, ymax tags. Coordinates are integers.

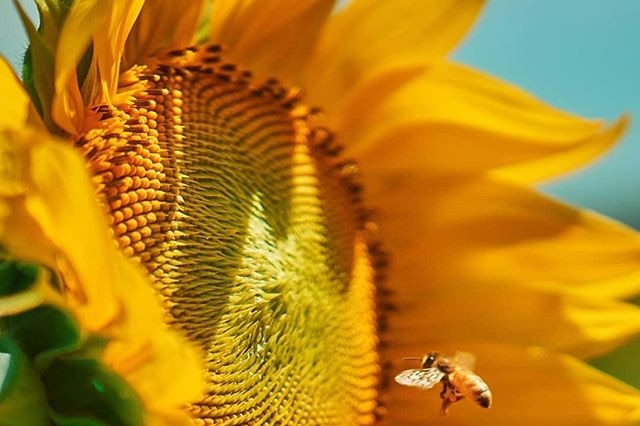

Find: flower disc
<box><xmin>75</xmin><ymin>46</ymin><xmax>382</xmax><ymax>425</ymax></box>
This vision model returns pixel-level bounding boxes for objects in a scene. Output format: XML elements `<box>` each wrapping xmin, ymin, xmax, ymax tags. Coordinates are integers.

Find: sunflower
<box><xmin>2</xmin><ymin>0</ymin><xmax>640</xmax><ymax>425</ymax></box>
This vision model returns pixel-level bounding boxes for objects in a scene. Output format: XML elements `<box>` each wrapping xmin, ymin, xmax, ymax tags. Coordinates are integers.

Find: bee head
<box><xmin>422</xmin><ymin>352</ymin><xmax>439</xmax><ymax>368</ymax></box>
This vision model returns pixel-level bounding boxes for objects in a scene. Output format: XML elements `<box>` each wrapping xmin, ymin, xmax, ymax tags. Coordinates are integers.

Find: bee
<box><xmin>394</xmin><ymin>351</ymin><xmax>492</xmax><ymax>415</ymax></box>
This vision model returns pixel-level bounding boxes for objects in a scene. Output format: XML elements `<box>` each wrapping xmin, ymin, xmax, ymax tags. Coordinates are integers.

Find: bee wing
<box><xmin>453</xmin><ymin>351</ymin><xmax>476</xmax><ymax>370</ymax></box>
<box><xmin>395</xmin><ymin>368</ymin><xmax>445</xmax><ymax>390</ymax></box>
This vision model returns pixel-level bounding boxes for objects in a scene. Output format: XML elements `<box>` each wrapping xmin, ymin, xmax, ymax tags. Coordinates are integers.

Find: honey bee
<box><xmin>394</xmin><ymin>351</ymin><xmax>492</xmax><ymax>415</ymax></box>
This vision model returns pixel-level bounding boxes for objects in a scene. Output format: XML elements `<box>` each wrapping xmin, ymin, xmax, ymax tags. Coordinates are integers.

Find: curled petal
<box><xmin>80</xmin><ymin>1</ymin><xmax>144</xmax><ymax>107</ymax></box>
<box><xmin>52</xmin><ymin>0</ymin><xmax>108</xmax><ymax>134</ymax></box>
<box><xmin>53</xmin><ymin>0</ymin><xmax>144</xmax><ymax>134</ymax></box>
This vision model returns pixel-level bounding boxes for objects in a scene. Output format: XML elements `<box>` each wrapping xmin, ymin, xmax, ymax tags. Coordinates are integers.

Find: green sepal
<box><xmin>0</xmin><ymin>261</ymin><xmax>40</xmax><ymax>296</ymax></box>
<box><xmin>34</xmin><ymin>0</ymin><xmax>75</xmax><ymax>42</ymax></box>
<box><xmin>0</xmin><ymin>259</ymin><xmax>146</xmax><ymax>426</ymax></box>
<box><xmin>0</xmin><ymin>336</ymin><xmax>50</xmax><ymax>426</ymax></box>
<box><xmin>43</xmin><ymin>357</ymin><xmax>144</xmax><ymax>426</ymax></box>
<box><xmin>14</xmin><ymin>0</ymin><xmax>57</xmax><ymax>132</ymax></box>
<box><xmin>17</xmin><ymin>0</ymin><xmax>96</xmax><ymax>135</ymax></box>
<box><xmin>4</xmin><ymin>305</ymin><xmax>83</xmax><ymax>372</ymax></box>
<box><xmin>33</xmin><ymin>0</ymin><xmax>93</xmax><ymax>91</ymax></box>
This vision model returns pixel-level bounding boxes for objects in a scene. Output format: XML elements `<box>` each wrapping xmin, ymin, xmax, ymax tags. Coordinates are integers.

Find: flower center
<box><xmin>75</xmin><ymin>45</ymin><xmax>383</xmax><ymax>425</ymax></box>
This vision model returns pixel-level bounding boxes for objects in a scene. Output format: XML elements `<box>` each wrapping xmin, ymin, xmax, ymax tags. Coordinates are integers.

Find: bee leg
<box><xmin>439</xmin><ymin>384</ymin><xmax>464</xmax><ymax>416</ymax></box>
<box><xmin>440</xmin><ymin>398</ymin><xmax>453</xmax><ymax>416</ymax></box>
<box><xmin>439</xmin><ymin>382</ymin><xmax>455</xmax><ymax>415</ymax></box>
<box><xmin>439</xmin><ymin>383</ymin><xmax>448</xmax><ymax>400</ymax></box>
<box><xmin>440</xmin><ymin>394</ymin><xmax>463</xmax><ymax>416</ymax></box>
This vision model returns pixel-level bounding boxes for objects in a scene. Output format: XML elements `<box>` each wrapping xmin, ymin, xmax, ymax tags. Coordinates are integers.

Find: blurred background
<box><xmin>455</xmin><ymin>0</ymin><xmax>640</xmax><ymax>230</ymax></box>
<box><xmin>1</xmin><ymin>0</ymin><xmax>639</xmax><ymax>387</ymax></box>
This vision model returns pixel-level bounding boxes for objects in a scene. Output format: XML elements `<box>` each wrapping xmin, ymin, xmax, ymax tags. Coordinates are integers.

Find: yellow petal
<box><xmin>82</xmin><ymin>1</ymin><xmax>144</xmax><ymax>106</ymax></box>
<box><xmin>303</xmin><ymin>0</ymin><xmax>484</xmax><ymax>109</ymax></box>
<box><xmin>0</xmin><ymin>56</ymin><xmax>30</xmax><ymax>128</ymax></box>
<box><xmin>0</xmin><ymin>128</ymin><xmax>118</xmax><ymax>327</ymax></box>
<box><xmin>0</xmin><ymin>127</ymin><xmax>205</xmax><ymax>417</ymax></box>
<box><xmin>103</xmin><ymin>298</ymin><xmax>204</xmax><ymax>426</ymax></box>
<box><xmin>0</xmin><ymin>55</ymin><xmax>44</xmax><ymax>131</ymax></box>
<box><xmin>210</xmin><ymin>0</ymin><xmax>335</xmax><ymax>83</ymax></box>
<box><xmin>391</xmin><ymin>280</ymin><xmax>640</xmax><ymax>359</ymax></box>
<box><xmin>367</xmin><ymin>174</ymin><xmax>640</xmax><ymax>299</ymax></box>
<box><xmin>495</xmin><ymin>120</ymin><xmax>630</xmax><ymax>182</ymax></box>
<box><xmin>53</xmin><ymin>0</ymin><xmax>143</xmax><ymax>135</ymax></box>
<box><xmin>345</xmin><ymin>62</ymin><xmax>627</xmax><ymax>178</ymax></box>
<box><xmin>122</xmin><ymin>0</ymin><xmax>206</xmax><ymax>70</ymax></box>
<box><xmin>383</xmin><ymin>343</ymin><xmax>640</xmax><ymax>425</ymax></box>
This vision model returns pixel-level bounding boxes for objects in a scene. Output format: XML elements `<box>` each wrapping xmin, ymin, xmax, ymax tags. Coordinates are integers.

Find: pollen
<box><xmin>75</xmin><ymin>45</ymin><xmax>386</xmax><ymax>425</ymax></box>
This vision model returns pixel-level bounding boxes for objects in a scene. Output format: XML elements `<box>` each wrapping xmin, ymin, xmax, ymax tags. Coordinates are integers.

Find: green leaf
<box><xmin>0</xmin><ymin>336</ymin><xmax>50</xmax><ymax>426</ymax></box>
<box><xmin>42</xmin><ymin>358</ymin><xmax>144</xmax><ymax>426</ymax></box>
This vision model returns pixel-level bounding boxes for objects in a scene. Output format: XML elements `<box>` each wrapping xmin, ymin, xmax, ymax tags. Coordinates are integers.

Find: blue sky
<box><xmin>1</xmin><ymin>1</ymin><xmax>639</xmax><ymax>227</ymax></box>
<box><xmin>453</xmin><ymin>0</ymin><xmax>640</xmax><ymax>228</ymax></box>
